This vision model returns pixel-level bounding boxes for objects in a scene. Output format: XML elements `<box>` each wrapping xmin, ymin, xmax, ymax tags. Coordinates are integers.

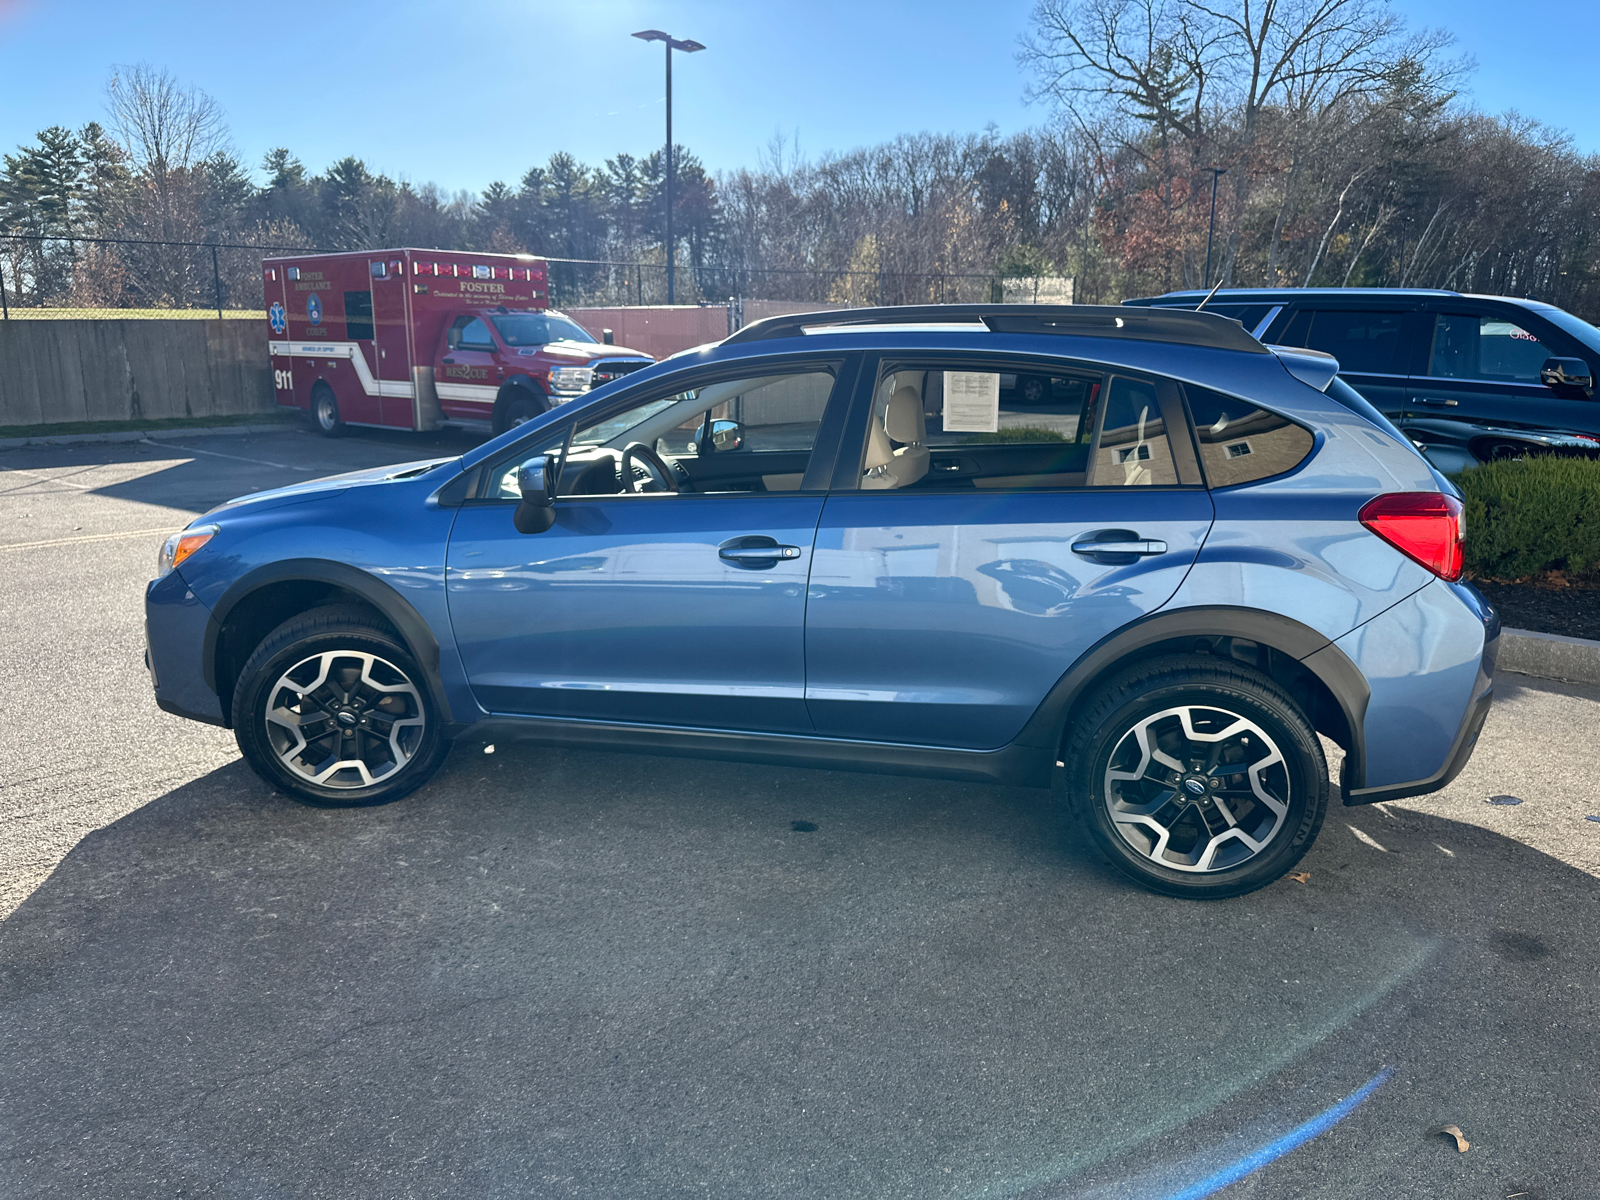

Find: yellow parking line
<box><xmin>0</xmin><ymin>527</ymin><xmax>174</xmax><ymax>552</ymax></box>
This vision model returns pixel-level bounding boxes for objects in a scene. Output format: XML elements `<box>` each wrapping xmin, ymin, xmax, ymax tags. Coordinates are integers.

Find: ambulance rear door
<box><xmin>369</xmin><ymin>256</ymin><xmax>415</xmax><ymax>427</ymax></box>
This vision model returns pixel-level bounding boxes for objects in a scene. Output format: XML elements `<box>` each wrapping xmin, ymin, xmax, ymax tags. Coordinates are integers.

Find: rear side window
<box><xmin>1278</xmin><ymin>309</ymin><xmax>1406</xmax><ymax>374</ymax></box>
<box><xmin>1186</xmin><ymin>385</ymin><xmax>1315</xmax><ymax>487</ymax></box>
<box><xmin>1092</xmin><ymin>376</ymin><xmax>1180</xmax><ymax>486</ymax></box>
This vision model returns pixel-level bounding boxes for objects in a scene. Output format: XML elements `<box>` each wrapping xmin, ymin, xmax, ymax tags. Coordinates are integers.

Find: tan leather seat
<box><xmin>862</xmin><ymin>386</ymin><xmax>931</xmax><ymax>489</ymax></box>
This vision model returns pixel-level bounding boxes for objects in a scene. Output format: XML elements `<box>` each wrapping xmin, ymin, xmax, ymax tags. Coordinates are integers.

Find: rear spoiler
<box><xmin>1267</xmin><ymin>345</ymin><xmax>1338</xmax><ymax>392</ymax></box>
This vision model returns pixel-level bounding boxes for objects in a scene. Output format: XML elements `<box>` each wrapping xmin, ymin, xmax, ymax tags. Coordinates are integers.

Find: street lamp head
<box><xmin>633</xmin><ymin>30</ymin><xmax>705</xmax><ymax>52</ymax></box>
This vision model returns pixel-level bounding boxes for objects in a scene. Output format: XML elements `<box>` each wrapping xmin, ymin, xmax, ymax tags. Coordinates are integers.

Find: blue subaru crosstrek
<box><xmin>145</xmin><ymin>305</ymin><xmax>1499</xmax><ymax>898</ymax></box>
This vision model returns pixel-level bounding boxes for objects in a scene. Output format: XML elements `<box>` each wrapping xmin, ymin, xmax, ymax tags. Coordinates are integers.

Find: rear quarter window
<box><xmin>1186</xmin><ymin>385</ymin><xmax>1315</xmax><ymax>487</ymax></box>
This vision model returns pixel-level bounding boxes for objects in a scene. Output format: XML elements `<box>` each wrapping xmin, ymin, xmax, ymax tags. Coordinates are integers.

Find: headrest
<box><xmin>864</xmin><ymin>418</ymin><xmax>894</xmax><ymax>471</ymax></box>
<box><xmin>886</xmin><ymin>386</ymin><xmax>925</xmax><ymax>443</ymax></box>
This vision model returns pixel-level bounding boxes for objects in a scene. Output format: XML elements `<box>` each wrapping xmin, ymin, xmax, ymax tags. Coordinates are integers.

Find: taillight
<box><xmin>1358</xmin><ymin>492</ymin><xmax>1464</xmax><ymax>580</ymax></box>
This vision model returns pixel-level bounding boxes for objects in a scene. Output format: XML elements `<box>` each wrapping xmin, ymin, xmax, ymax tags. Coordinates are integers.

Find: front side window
<box><xmin>1429</xmin><ymin>313</ymin><xmax>1555</xmax><ymax>383</ymax></box>
<box><xmin>456</xmin><ymin>317</ymin><xmax>494</xmax><ymax>350</ymax></box>
<box><xmin>559</xmin><ymin>368</ymin><xmax>837</xmax><ymax>496</ymax></box>
<box><xmin>650</xmin><ymin>372</ymin><xmax>834</xmax><ymax>457</ymax></box>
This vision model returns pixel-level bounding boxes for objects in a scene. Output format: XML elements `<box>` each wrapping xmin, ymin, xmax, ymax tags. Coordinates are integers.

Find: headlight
<box><xmin>548</xmin><ymin>366</ymin><xmax>593</xmax><ymax>391</ymax></box>
<box><xmin>156</xmin><ymin>524</ymin><xmax>219</xmax><ymax>579</ymax></box>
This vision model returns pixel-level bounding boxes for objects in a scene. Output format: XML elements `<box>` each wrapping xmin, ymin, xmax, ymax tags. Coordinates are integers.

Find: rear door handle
<box><xmin>1071</xmin><ymin>539</ymin><xmax>1167</xmax><ymax>557</ymax></box>
<box><xmin>1414</xmin><ymin>396</ymin><xmax>1458</xmax><ymax>407</ymax></box>
<box><xmin>719</xmin><ymin>536</ymin><xmax>802</xmax><ymax>569</ymax></box>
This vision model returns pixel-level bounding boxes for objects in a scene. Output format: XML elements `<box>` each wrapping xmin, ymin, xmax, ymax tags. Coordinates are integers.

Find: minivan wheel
<box><xmin>232</xmin><ymin>606</ymin><xmax>450</xmax><ymax>807</ymax></box>
<box><xmin>1061</xmin><ymin>654</ymin><xmax>1328</xmax><ymax>899</ymax></box>
<box><xmin>311</xmin><ymin>383</ymin><xmax>345</xmax><ymax>438</ymax></box>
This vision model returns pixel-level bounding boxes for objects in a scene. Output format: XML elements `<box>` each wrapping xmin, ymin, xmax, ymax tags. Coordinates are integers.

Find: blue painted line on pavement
<box><xmin>1160</xmin><ymin>1066</ymin><xmax>1393</xmax><ymax>1200</ymax></box>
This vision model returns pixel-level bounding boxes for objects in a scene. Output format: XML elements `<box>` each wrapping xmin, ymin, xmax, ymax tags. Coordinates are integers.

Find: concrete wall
<box><xmin>0</xmin><ymin>319</ymin><xmax>274</xmax><ymax>428</ymax></box>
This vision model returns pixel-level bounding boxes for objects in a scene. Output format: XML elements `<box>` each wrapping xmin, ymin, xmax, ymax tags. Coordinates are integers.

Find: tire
<box><xmin>232</xmin><ymin>605</ymin><xmax>450</xmax><ymax>807</ymax></box>
<box><xmin>1060</xmin><ymin>653</ymin><xmax>1329</xmax><ymax>899</ymax></box>
<box><xmin>494</xmin><ymin>389</ymin><xmax>546</xmax><ymax>435</ymax></box>
<box><xmin>311</xmin><ymin>383</ymin><xmax>345</xmax><ymax>438</ymax></box>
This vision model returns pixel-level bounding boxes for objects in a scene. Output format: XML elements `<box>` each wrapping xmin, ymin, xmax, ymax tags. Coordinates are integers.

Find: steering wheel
<box><xmin>619</xmin><ymin>441</ymin><xmax>680</xmax><ymax>494</ymax></box>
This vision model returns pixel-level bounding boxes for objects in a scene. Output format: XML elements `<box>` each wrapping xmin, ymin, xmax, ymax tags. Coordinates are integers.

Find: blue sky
<box><xmin>1</xmin><ymin>0</ymin><xmax>1596</xmax><ymax>193</ymax></box>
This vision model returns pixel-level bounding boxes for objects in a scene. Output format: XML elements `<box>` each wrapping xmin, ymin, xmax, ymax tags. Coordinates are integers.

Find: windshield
<box><xmin>1526</xmin><ymin>305</ymin><xmax>1600</xmax><ymax>354</ymax></box>
<box><xmin>490</xmin><ymin>312</ymin><xmax>598</xmax><ymax>347</ymax></box>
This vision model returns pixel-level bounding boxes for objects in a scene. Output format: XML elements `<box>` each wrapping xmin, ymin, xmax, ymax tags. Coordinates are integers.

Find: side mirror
<box><xmin>513</xmin><ymin>453</ymin><xmax>558</xmax><ymax>534</ymax></box>
<box><xmin>708</xmin><ymin>418</ymin><xmax>744</xmax><ymax>453</ymax></box>
<box><xmin>1540</xmin><ymin>357</ymin><xmax>1594</xmax><ymax>391</ymax></box>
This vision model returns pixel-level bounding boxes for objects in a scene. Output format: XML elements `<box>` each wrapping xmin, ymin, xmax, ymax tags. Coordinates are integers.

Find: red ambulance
<box><xmin>262</xmin><ymin>249</ymin><xmax>654</xmax><ymax>436</ymax></box>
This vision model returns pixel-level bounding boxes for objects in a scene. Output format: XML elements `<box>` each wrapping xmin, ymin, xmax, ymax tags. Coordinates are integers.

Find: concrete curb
<box><xmin>0</xmin><ymin>423</ymin><xmax>296</xmax><ymax>450</ymax></box>
<box><xmin>1498</xmin><ymin>627</ymin><xmax>1600</xmax><ymax>686</ymax></box>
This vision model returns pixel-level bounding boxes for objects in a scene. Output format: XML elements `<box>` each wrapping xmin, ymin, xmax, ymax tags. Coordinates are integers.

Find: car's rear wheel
<box><xmin>311</xmin><ymin>383</ymin><xmax>345</xmax><ymax>438</ymax></box>
<box><xmin>1061</xmin><ymin>654</ymin><xmax>1328</xmax><ymax>899</ymax></box>
<box><xmin>232</xmin><ymin>606</ymin><xmax>450</xmax><ymax>807</ymax></box>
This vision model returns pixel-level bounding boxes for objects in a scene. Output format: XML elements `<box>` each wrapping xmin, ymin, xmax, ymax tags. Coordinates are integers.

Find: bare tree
<box><xmin>104</xmin><ymin>63</ymin><xmax>229</xmax><ymax>302</ymax></box>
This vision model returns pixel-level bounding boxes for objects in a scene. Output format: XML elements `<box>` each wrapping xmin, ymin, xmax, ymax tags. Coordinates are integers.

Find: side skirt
<box><xmin>453</xmin><ymin>714</ymin><xmax>1057</xmax><ymax>788</ymax></box>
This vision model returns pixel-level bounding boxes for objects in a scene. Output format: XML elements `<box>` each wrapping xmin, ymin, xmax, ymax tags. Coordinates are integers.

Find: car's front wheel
<box><xmin>232</xmin><ymin>606</ymin><xmax>450</xmax><ymax>807</ymax></box>
<box><xmin>1062</xmin><ymin>654</ymin><xmax>1329</xmax><ymax>899</ymax></box>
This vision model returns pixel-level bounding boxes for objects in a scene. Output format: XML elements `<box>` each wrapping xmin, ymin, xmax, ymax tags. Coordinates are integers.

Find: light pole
<box><xmin>1203</xmin><ymin>167</ymin><xmax>1228</xmax><ymax>289</ymax></box>
<box><xmin>633</xmin><ymin>29</ymin><xmax>704</xmax><ymax>304</ymax></box>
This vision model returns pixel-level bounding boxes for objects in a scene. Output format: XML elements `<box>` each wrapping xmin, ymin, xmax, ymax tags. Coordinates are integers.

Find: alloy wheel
<box><xmin>263</xmin><ymin>650</ymin><xmax>426</xmax><ymax>789</ymax></box>
<box><xmin>1103</xmin><ymin>704</ymin><xmax>1290</xmax><ymax>873</ymax></box>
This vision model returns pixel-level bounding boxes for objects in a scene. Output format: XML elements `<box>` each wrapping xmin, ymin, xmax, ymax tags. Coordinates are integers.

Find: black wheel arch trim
<box><xmin>202</xmin><ymin>559</ymin><xmax>451</xmax><ymax>727</ymax></box>
<box><xmin>1012</xmin><ymin>604</ymin><xmax>1371</xmax><ymax>787</ymax></box>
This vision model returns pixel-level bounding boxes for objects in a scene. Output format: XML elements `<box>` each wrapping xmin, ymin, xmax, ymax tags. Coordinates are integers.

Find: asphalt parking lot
<box><xmin>2</xmin><ymin>425</ymin><xmax>1598</xmax><ymax>1199</ymax></box>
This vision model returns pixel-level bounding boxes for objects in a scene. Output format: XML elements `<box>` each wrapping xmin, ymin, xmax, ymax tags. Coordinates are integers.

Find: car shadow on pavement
<box><xmin>1</xmin><ymin>743</ymin><xmax>1594</xmax><ymax>1200</ymax></box>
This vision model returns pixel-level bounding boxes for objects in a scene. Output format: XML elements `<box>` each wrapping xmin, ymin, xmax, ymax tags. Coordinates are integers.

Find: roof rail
<box><xmin>721</xmin><ymin>303</ymin><xmax>1266</xmax><ymax>353</ymax></box>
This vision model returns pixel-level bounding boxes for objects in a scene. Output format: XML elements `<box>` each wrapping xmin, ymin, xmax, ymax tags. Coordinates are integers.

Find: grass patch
<box><xmin>1458</xmin><ymin>454</ymin><xmax>1600</xmax><ymax>582</ymax></box>
<box><xmin>0</xmin><ymin>412</ymin><xmax>299</xmax><ymax>439</ymax></box>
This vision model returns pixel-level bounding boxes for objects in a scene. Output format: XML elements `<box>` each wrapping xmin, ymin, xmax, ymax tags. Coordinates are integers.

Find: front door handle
<box><xmin>719</xmin><ymin>536</ymin><xmax>802</xmax><ymax>569</ymax></box>
<box><xmin>1072</xmin><ymin>538</ymin><xmax>1167</xmax><ymax>557</ymax></box>
<box><xmin>1414</xmin><ymin>396</ymin><xmax>1459</xmax><ymax>407</ymax></box>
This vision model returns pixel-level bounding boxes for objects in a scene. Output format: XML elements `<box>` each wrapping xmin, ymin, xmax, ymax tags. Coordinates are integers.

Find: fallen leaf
<box><xmin>1288</xmin><ymin>872</ymin><xmax>1310</xmax><ymax>884</ymax></box>
<box><xmin>1428</xmin><ymin>1124</ymin><xmax>1470</xmax><ymax>1152</ymax></box>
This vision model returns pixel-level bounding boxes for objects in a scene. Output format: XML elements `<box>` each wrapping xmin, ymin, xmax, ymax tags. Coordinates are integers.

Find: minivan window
<box><xmin>1429</xmin><ymin>313</ymin><xmax>1555</xmax><ymax>383</ymax></box>
<box><xmin>1281</xmin><ymin>310</ymin><xmax>1408</xmax><ymax>374</ymax></box>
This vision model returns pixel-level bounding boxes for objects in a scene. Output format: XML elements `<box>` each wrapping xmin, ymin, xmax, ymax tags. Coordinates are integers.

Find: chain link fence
<box><xmin>0</xmin><ymin>234</ymin><xmax>1064</xmax><ymax>320</ymax></box>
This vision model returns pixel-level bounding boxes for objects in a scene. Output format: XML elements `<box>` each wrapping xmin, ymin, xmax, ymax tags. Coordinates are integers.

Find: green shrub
<box><xmin>1457</xmin><ymin>455</ymin><xmax>1600</xmax><ymax>580</ymax></box>
<box><xmin>970</xmin><ymin>426</ymin><xmax>1068</xmax><ymax>443</ymax></box>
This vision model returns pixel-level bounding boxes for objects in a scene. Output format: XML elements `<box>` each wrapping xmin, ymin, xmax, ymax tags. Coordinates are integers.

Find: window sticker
<box><xmin>942</xmin><ymin>371</ymin><xmax>1000</xmax><ymax>433</ymax></box>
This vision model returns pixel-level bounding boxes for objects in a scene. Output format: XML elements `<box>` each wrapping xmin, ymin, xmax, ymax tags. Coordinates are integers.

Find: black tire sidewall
<box><xmin>1070</xmin><ymin>671</ymin><xmax>1327</xmax><ymax>898</ymax></box>
<box><xmin>234</xmin><ymin>624</ymin><xmax>447</xmax><ymax>807</ymax></box>
<box><xmin>498</xmin><ymin>392</ymin><xmax>545</xmax><ymax>433</ymax></box>
<box><xmin>312</xmin><ymin>385</ymin><xmax>344</xmax><ymax>437</ymax></box>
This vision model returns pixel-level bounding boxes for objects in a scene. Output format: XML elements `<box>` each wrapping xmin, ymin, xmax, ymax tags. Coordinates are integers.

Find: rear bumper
<box><xmin>1341</xmin><ymin>579</ymin><xmax>1500</xmax><ymax>805</ymax></box>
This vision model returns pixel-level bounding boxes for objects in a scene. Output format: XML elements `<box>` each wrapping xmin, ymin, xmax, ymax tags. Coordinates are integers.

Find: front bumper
<box><xmin>145</xmin><ymin>569</ymin><xmax>225</xmax><ymax>726</ymax></box>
